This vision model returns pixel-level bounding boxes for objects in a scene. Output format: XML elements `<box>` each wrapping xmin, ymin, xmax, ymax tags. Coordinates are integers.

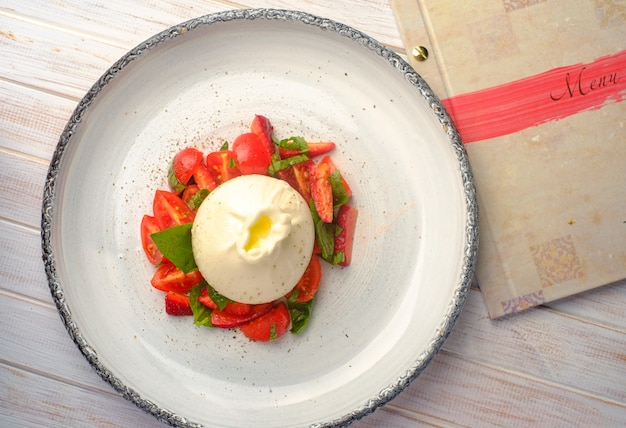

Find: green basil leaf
<box><xmin>277</xmin><ymin>136</ymin><xmax>309</xmax><ymax>152</ymax></box>
<box><xmin>151</xmin><ymin>223</ymin><xmax>196</xmax><ymax>273</ymax></box>
<box><xmin>207</xmin><ymin>285</ymin><xmax>229</xmax><ymax>311</ymax></box>
<box><xmin>287</xmin><ymin>289</ymin><xmax>300</xmax><ymax>304</ymax></box>
<box><xmin>269</xmin><ymin>323</ymin><xmax>278</xmax><ymax>341</ymax></box>
<box><xmin>268</xmin><ymin>153</ymin><xmax>309</xmax><ymax>175</ymax></box>
<box><xmin>189</xmin><ymin>282</ymin><xmax>213</xmax><ymax>327</ymax></box>
<box><xmin>332</xmin><ymin>251</ymin><xmax>345</xmax><ymax>265</ymax></box>
<box><xmin>168</xmin><ymin>162</ymin><xmax>186</xmax><ymax>194</ymax></box>
<box><xmin>310</xmin><ymin>200</ymin><xmax>335</xmax><ymax>262</ymax></box>
<box><xmin>288</xmin><ymin>299</ymin><xmax>313</xmax><ymax>334</ymax></box>
<box><xmin>186</xmin><ymin>188</ymin><xmax>209</xmax><ymax>210</ymax></box>
<box><xmin>220</xmin><ymin>141</ymin><xmax>229</xmax><ymax>150</ymax></box>
<box><xmin>329</xmin><ymin>170</ymin><xmax>349</xmax><ymax>208</ymax></box>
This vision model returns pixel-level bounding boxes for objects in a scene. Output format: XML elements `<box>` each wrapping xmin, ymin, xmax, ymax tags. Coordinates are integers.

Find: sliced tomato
<box><xmin>308</xmin><ymin>162</ymin><xmax>333</xmax><ymax>223</ymax></box>
<box><xmin>286</xmin><ymin>255</ymin><xmax>322</xmax><ymax>303</ymax></box>
<box><xmin>181</xmin><ymin>184</ymin><xmax>209</xmax><ymax>211</ymax></box>
<box><xmin>276</xmin><ymin>160</ymin><xmax>312</xmax><ymax>203</ymax></box>
<box><xmin>223</xmin><ymin>301</ymin><xmax>253</xmax><ymax>316</ymax></box>
<box><xmin>292</xmin><ymin>161</ymin><xmax>313</xmax><ymax>202</ymax></box>
<box><xmin>165</xmin><ymin>292</ymin><xmax>193</xmax><ymax>316</ymax></box>
<box><xmin>151</xmin><ymin>262</ymin><xmax>203</xmax><ymax>294</ymax></box>
<box><xmin>250</xmin><ymin>114</ymin><xmax>275</xmax><ymax>157</ymax></box>
<box><xmin>205</xmin><ymin>150</ymin><xmax>241</xmax><ymax>184</ymax></box>
<box><xmin>140</xmin><ymin>215</ymin><xmax>163</xmax><ymax>265</ymax></box>
<box><xmin>308</xmin><ymin>142</ymin><xmax>336</xmax><ymax>157</ymax></box>
<box><xmin>313</xmin><ymin>239</ymin><xmax>322</xmax><ymax>255</ymax></box>
<box><xmin>240</xmin><ymin>303</ymin><xmax>290</xmax><ymax>341</ymax></box>
<box><xmin>197</xmin><ymin>288</ymin><xmax>253</xmax><ymax>315</ymax></box>
<box><xmin>153</xmin><ymin>190</ymin><xmax>195</xmax><ymax>230</ymax></box>
<box><xmin>192</xmin><ymin>162</ymin><xmax>218</xmax><ymax>191</ymax></box>
<box><xmin>319</xmin><ymin>155</ymin><xmax>352</xmax><ymax>198</ymax></box>
<box><xmin>211</xmin><ymin>303</ymin><xmax>273</xmax><ymax>328</ymax></box>
<box><xmin>181</xmin><ymin>184</ymin><xmax>200</xmax><ymax>205</ymax></box>
<box><xmin>232</xmin><ymin>132</ymin><xmax>272</xmax><ymax>175</ymax></box>
<box><xmin>198</xmin><ymin>287</ymin><xmax>218</xmax><ymax>310</ymax></box>
<box><xmin>173</xmin><ymin>148</ymin><xmax>203</xmax><ymax>185</ymax></box>
<box><xmin>334</xmin><ymin>204</ymin><xmax>358</xmax><ymax>267</ymax></box>
<box><xmin>275</xmin><ymin>168</ymin><xmax>296</xmax><ymax>191</ymax></box>
<box><xmin>279</xmin><ymin>141</ymin><xmax>336</xmax><ymax>159</ymax></box>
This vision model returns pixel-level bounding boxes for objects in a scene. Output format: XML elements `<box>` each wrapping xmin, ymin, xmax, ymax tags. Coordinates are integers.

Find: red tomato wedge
<box><xmin>334</xmin><ymin>204</ymin><xmax>358</xmax><ymax>266</ymax></box>
<box><xmin>307</xmin><ymin>142</ymin><xmax>335</xmax><ymax>156</ymax></box>
<box><xmin>153</xmin><ymin>190</ymin><xmax>195</xmax><ymax>230</ymax></box>
<box><xmin>211</xmin><ymin>303</ymin><xmax>273</xmax><ymax>328</ymax></box>
<box><xmin>150</xmin><ymin>262</ymin><xmax>203</xmax><ymax>294</ymax></box>
<box><xmin>240</xmin><ymin>303</ymin><xmax>290</xmax><ymax>341</ymax></box>
<box><xmin>165</xmin><ymin>292</ymin><xmax>193</xmax><ymax>316</ymax></box>
<box><xmin>286</xmin><ymin>255</ymin><xmax>322</xmax><ymax>303</ymax></box>
<box><xmin>313</xmin><ymin>239</ymin><xmax>322</xmax><ymax>255</ymax></box>
<box><xmin>205</xmin><ymin>150</ymin><xmax>241</xmax><ymax>184</ymax></box>
<box><xmin>250</xmin><ymin>114</ymin><xmax>275</xmax><ymax>157</ymax></box>
<box><xmin>276</xmin><ymin>160</ymin><xmax>312</xmax><ymax>203</ymax></box>
<box><xmin>140</xmin><ymin>215</ymin><xmax>163</xmax><ymax>265</ymax></box>
<box><xmin>292</xmin><ymin>162</ymin><xmax>313</xmax><ymax>202</ymax></box>
<box><xmin>192</xmin><ymin>163</ymin><xmax>218</xmax><ymax>191</ymax></box>
<box><xmin>232</xmin><ymin>132</ymin><xmax>272</xmax><ymax>175</ymax></box>
<box><xmin>197</xmin><ymin>288</ymin><xmax>253</xmax><ymax>316</ymax></box>
<box><xmin>198</xmin><ymin>287</ymin><xmax>218</xmax><ymax>309</ymax></box>
<box><xmin>319</xmin><ymin>155</ymin><xmax>352</xmax><ymax>198</ymax></box>
<box><xmin>181</xmin><ymin>184</ymin><xmax>200</xmax><ymax>205</ymax></box>
<box><xmin>223</xmin><ymin>301</ymin><xmax>253</xmax><ymax>316</ymax></box>
<box><xmin>308</xmin><ymin>162</ymin><xmax>333</xmax><ymax>223</ymax></box>
<box><xmin>279</xmin><ymin>141</ymin><xmax>336</xmax><ymax>159</ymax></box>
<box><xmin>172</xmin><ymin>147</ymin><xmax>203</xmax><ymax>185</ymax></box>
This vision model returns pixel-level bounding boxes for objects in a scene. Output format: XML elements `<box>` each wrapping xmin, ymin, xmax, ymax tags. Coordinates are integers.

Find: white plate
<box><xmin>42</xmin><ymin>9</ymin><xmax>477</xmax><ymax>428</ymax></box>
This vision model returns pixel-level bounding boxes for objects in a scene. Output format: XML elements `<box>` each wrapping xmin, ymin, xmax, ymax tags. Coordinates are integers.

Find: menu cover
<box><xmin>392</xmin><ymin>0</ymin><xmax>626</xmax><ymax>318</ymax></box>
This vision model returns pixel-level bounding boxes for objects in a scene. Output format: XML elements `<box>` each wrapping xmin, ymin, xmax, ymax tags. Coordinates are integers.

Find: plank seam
<box><xmin>437</xmin><ymin>348</ymin><xmax>626</xmax><ymax>408</ymax></box>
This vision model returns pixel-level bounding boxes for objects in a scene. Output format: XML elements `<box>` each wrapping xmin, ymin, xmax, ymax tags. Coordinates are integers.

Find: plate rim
<box><xmin>41</xmin><ymin>8</ymin><xmax>478</xmax><ymax>428</ymax></box>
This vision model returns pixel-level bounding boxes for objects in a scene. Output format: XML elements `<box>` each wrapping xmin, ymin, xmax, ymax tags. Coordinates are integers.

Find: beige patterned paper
<box><xmin>392</xmin><ymin>0</ymin><xmax>626</xmax><ymax>318</ymax></box>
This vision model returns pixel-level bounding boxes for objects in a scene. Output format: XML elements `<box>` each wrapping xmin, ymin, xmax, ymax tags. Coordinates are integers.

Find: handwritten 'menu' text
<box><xmin>550</xmin><ymin>66</ymin><xmax>621</xmax><ymax>101</ymax></box>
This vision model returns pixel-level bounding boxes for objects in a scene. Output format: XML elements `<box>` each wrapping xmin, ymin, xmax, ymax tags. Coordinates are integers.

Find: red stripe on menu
<box><xmin>441</xmin><ymin>50</ymin><xmax>626</xmax><ymax>144</ymax></box>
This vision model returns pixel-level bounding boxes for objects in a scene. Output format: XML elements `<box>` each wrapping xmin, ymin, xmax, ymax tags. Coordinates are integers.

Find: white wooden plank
<box><xmin>389</xmin><ymin>351</ymin><xmax>626</xmax><ymax>427</ymax></box>
<box><xmin>0</xmin><ymin>363</ymin><xmax>428</xmax><ymax>428</ymax></box>
<box><xmin>0</xmin><ymin>219</ymin><xmax>50</xmax><ymax>302</ymax></box>
<box><xmin>1</xmin><ymin>0</ymin><xmax>230</xmax><ymax>48</ymax></box>
<box><xmin>0</xmin><ymin>150</ymin><xmax>47</xmax><ymax>227</ymax></box>
<box><xmin>443</xmin><ymin>289</ymin><xmax>626</xmax><ymax>403</ymax></box>
<box><xmin>3</xmin><ymin>0</ymin><xmax>403</xmax><ymax>50</ymax></box>
<box><xmin>0</xmin><ymin>14</ymin><xmax>128</xmax><ymax>99</ymax></box>
<box><xmin>0</xmin><ymin>363</ymin><xmax>161</xmax><ymax>428</ymax></box>
<box><xmin>0</xmin><ymin>80</ymin><xmax>75</xmax><ymax>161</ymax></box>
<box><xmin>0</xmin><ymin>292</ymin><xmax>109</xmax><ymax>390</ymax></box>
<box><xmin>545</xmin><ymin>278</ymin><xmax>626</xmax><ymax>330</ymax></box>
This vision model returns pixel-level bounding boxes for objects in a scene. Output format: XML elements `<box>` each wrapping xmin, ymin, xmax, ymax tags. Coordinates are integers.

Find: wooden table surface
<box><xmin>1</xmin><ymin>1</ymin><xmax>625</xmax><ymax>426</ymax></box>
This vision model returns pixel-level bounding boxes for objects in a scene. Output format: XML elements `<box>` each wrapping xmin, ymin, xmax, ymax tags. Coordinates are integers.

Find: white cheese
<box><xmin>191</xmin><ymin>174</ymin><xmax>315</xmax><ymax>304</ymax></box>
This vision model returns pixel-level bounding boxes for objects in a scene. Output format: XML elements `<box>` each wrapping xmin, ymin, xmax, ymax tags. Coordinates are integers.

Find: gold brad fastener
<box><xmin>411</xmin><ymin>46</ymin><xmax>429</xmax><ymax>62</ymax></box>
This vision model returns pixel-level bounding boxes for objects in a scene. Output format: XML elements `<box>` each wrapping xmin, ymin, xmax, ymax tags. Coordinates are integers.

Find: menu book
<box><xmin>391</xmin><ymin>0</ymin><xmax>626</xmax><ymax>318</ymax></box>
